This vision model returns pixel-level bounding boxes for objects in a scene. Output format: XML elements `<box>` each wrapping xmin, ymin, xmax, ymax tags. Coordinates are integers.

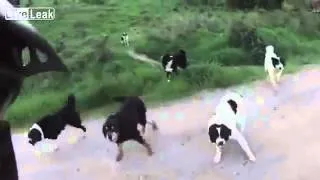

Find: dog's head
<box><xmin>271</xmin><ymin>57</ymin><xmax>284</xmax><ymax>71</ymax></box>
<box><xmin>102</xmin><ymin>113</ymin><xmax>119</xmax><ymax>143</ymax></box>
<box><xmin>27</xmin><ymin>128</ymin><xmax>42</xmax><ymax>146</ymax></box>
<box><xmin>208</xmin><ymin>124</ymin><xmax>232</xmax><ymax>147</ymax></box>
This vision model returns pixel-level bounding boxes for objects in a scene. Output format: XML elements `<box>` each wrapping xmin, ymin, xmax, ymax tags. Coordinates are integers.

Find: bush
<box><xmin>257</xmin><ymin>0</ymin><xmax>284</xmax><ymax>10</ymax></box>
<box><xmin>182</xmin><ymin>0</ymin><xmax>224</xmax><ymax>6</ymax></box>
<box><xmin>209</xmin><ymin>48</ymin><xmax>249</xmax><ymax>66</ymax></box>
<box><xmin>226</xmin><ymin>0</ymin><xmax>257</xmax><ymax>10</ymax></box>
<box><xmin>227</xmin><ymin>21</ymin><xmax>266</xmax><ymax>65</ymax></box>
<box><xmin>80</xmin><ymin>0</ymin><xmax>105</xmax><ymax>5</ymax></box>
<box><xmin>226</xmin><ymin>0</ymin><xmax>284</xmax><ymax>10</ymax></box>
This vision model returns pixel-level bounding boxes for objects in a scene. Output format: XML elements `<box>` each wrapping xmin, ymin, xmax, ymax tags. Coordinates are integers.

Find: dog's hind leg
<box><xmin>232</xmin><ymin>130</ymin><xmax>256</xmax><ymax>162</ymax></box>
<box><xmin>69</xmin><ymin>122</ymin><xmax>86</xmax><ymax>139</ymax></box>
<box><xmin>75</xmin><ymin>125</ymin><xmax>86</xmax><ymax>139</ymax></box>
<box><xmin>135</xmin><ymin>135</ymin><xmax>153</xmax><ymax>156</ymax></box>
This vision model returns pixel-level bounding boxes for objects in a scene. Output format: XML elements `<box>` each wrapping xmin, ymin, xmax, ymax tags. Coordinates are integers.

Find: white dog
<box><xmin>208</xmin><ymin>91</ymin><xmax>256</xmax><ymax>163</ymax></box>
<box><xmin>264</xmin><ymin>45</ymin><xmax>285</xmax><ymax>88</ymax></box>
<box><xmin>120</xmin><ymin>32</ymin><xmax>129</xmax><ymax>47</ymax></box>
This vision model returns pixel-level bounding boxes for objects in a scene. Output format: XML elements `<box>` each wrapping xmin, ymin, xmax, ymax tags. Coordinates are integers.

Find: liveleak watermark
<box><xmin>5</xmin><ymin>7</ymin><xmax>55</xmax><ymax>21</ymax></box>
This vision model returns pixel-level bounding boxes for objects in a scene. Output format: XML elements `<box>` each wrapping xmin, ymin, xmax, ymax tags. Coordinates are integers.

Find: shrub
<box><xmin>227</xmin><ymin>21</ymin><xmax>266</xmax><ymax>65</ymax></box>
<box><xmin>226</xmin><ymin>0</ymin><xmax>257</xmax><ymax>10</ymax></box>
<box><xmin>80</xmin><ymin>0</ymin><xmax>105</xmax><ymax>5</ymax></box>
<box><xmin>257</xmin><ymin>0</ymin><xmax>284</xmax><ymax>10</ymax></box>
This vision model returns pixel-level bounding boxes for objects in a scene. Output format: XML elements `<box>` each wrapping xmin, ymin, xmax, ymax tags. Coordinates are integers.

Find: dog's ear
<box><xmin>208</xmin><ymin>126</ymin><xmax>219</xmax><ymax>143</ymax></box>
<box><xmin>102</xmin><ymin>123</ymin><xmax>108</xmax><ymax>138</ymax></box>
<box><xmin>221</xmin><ymin>125</ymin><xmax>232</xmax><ymax>141</ymax></box>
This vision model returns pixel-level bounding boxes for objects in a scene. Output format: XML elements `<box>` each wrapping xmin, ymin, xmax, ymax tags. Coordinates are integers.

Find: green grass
<box><xmin>8</xmin><ymin>0</ymin><xmax>320</xmax><ymax>128</ymax></box>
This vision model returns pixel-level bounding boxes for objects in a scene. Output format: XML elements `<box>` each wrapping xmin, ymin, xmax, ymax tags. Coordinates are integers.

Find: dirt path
<box><xmin>127</xmin><ymin>50</ymin><xmax>162</xmax><ymax>68</ymax></box>
<box><xmin>13</xmin><ymin>67</ymin><xmax>320</xmax><ymax>180</ymax></box>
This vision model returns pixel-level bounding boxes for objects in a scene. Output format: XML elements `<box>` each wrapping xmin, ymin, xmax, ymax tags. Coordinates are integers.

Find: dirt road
<box><xmin>13</xmin><ymin>67</ymin><xmax>320</xmax><ymax>180</ymax></box>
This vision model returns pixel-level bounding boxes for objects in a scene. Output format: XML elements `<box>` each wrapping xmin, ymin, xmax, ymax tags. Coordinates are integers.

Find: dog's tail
<box><xmin>66</xmin><ymin>94</ymin><xmax>76</xmax><ymax>111</ymax></box>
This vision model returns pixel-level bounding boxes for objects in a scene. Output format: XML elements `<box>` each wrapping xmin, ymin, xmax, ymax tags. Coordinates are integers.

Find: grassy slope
<box><xmin>8</xmin><ymin>0</ymin><xmax>320</xmax><ymax>128</ymax></box>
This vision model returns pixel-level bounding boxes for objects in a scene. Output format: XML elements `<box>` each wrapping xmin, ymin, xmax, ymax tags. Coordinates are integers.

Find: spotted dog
<box><xmin>264</xmin><ymin>45</ymin><xmax>285</xmax><ymax>89</ymax></box>
<box><xmin>208</xmin><ymin>91</ymin><xmax>256</xmax><ymax>163</ymax></box>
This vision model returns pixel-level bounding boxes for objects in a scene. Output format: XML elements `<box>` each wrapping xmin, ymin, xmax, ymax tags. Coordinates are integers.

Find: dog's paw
<box><xmin>249</xmin><ymin>156</ymin><xmax>256</xmax><ymax>162</ymax></box>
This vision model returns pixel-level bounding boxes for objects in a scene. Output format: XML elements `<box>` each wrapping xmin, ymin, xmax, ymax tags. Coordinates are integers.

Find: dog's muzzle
<box><xmin>107</xmin><ymin>132</ymin><xmax>118</xmax><ymax>142</ymax></box>
<box><xmin>28</xmin><ymin>139</ymin><xmax>36</xmax><ymax>146</ymax></box>
<box><xmin>217</xmin><ymin>141</ymin><xmax>225</xmax><ymax>147</ymax></box>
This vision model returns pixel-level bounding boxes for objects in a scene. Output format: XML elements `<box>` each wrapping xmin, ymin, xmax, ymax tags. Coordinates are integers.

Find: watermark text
<box><xmin>5</xmin><ymin>7</ymin><xmax>55</xmax><ymax>20</ymax></box>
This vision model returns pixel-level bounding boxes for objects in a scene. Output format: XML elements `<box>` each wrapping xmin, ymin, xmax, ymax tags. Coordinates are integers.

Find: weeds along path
<box><xmin>127</xmin><ymin>50</ymin><xmax>162</xmax><ymax>68</ymax></box>
<box><xmin>13</xmin><ymin>66</ymin><xmax>320</xmax><ymax>180</ymax></box>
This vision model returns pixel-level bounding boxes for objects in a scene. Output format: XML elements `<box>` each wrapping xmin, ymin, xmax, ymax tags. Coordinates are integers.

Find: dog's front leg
<box><xmin>268</xmin><ymin>70</ymin><xmax>278</xmax><ymax>88</ymax></box>
<box><xmin>233</xmin><ymin>131</ymin><xmax>256</xmax><ymax>162</ymax></box>
<box><xmin>116</xmin><ymin>143</ymin><xmax>124</xmax><ymax>161</ymax></box>
<box><xmin>276</xmin><ymin>70</ymin><xmax>283</xmax><ymax>83</ymax></box>
<box><xmin>166</xmin><ymin>72</ymin><xmax>171</xmax><ymax>82</ymax></box>
<box><xmin>214</xmin><ymin>146</ymin><xmax>222</xmax><ymax>163</ymax></box>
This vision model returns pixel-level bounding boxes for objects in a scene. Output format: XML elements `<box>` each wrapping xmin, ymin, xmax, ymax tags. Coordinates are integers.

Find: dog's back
<box><xmin>215</xmin><ymin>92</ymin><xmax>244</xmax><ymax>126</ymax></box>
<box><xmin>37</xmin><ymin>113</ymin><xmax>65</xmax><ymax>139</ymax></box>
<box><xmin>113</xmin><ymin>96</ymin><xmax>146</xmax><ymax>128</ymax></box>
<box><xmin>173</xmin><ymin>49</ymin><xmax>187</xmax><ymax>69</ymax></box>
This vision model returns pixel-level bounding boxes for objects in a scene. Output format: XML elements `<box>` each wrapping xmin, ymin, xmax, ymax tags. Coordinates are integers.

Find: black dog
<box><xmin>102</xmin><ymin>96</ymin><xmax>158</xmax><ymax>161</ymax></box>
<box><xmin>161</xmin><ymin>49</ymin><xmax>188</xmax><ymax>82</ymax></box>
<box><xmin>28</xmin><ymin>94</ymin><xmax>86</xmax><ymax>151</ymax></box>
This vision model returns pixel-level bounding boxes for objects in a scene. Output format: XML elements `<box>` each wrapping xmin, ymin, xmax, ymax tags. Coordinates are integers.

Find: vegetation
<box><xmin>9</xmin><ymin>0</ymin><xmax>320</xmax><ymax>128</ymax></box>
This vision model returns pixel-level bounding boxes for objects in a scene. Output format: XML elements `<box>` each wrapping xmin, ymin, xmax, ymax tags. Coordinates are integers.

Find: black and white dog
<box><xmin>264</xmin><ymin>45</ymin><xmax>285</xmax><ymax>88</ymax></box>
<box><xmin>28</xmin><ymin>94</ymin><xmax>86</xmax><ymax>152</ymax></box>
<box><xmin>120</xmin><ymin>32</ymin><xmax>129</xmax><ymax>47</ymax></box>
<box><xmin>161</xmin><ymin>49</ymin><xmax>188</xmax><ymax>82</ymax></box>
<box><xmin>102</xmin><ymin>96</ymin><xmax>158</xmax><ymax>161</ymax></box>
<box><xmin>208</xmin><ymin>91</ymin><xmax>256</xmax><ymax>163</ymax></box>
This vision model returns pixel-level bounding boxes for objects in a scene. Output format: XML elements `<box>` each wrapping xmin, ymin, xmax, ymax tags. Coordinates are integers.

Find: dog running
<box><xmin>161</xmin><ymin>49</ymin><xmax>188</xmax><ymax>82</ymax></box>
<box><xmin>208</xmin><ymin>91</ymin><xmax>256</xmax><ymax>163</ymax></box>
<box><xmin>27</xmin><ymin>94</ymin><xmax>86</xmax><ymax>152</ymax></box>
<box><xmin>264</xmin><ymin>45</ymin><xmax>285</xmax><ymax>89</ymax></box>
<box><xmin>102</xmin><ymin>96</ymin><xmax>158</xmax><ymax>161</ymax></box>
<box><xmin>120</xmin><ymin>32</ymin><xmax>129</xmax><ymax>47</ymax></box>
